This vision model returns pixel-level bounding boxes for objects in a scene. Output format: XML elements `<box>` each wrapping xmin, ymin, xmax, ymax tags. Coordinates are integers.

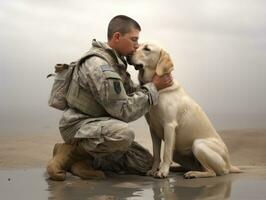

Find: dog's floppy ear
<box><xmin>156</xmin><ymin>49</ymin><xmax>174</xmax><ymax>76</ymax></box>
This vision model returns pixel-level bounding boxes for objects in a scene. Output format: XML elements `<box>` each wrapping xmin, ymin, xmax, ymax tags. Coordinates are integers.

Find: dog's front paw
<box><xmin>154</xmin><ymin>165</ymin><xmax>170</xmax><ymax>178</ymax></box>
<box><xmin>155</xmin><ymin>169</ymin><xmax>169</xmax><ymax>178</ymax></box>
<box><xmin>147</xmin><ymin>161</ymin><xmax>160</xmax><ymax>177</ymax></box>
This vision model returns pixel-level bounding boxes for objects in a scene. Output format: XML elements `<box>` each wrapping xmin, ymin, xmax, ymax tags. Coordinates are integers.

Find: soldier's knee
<box><xmin>127</xmin><ymin>128</ymin><xmax>135</xmax><ymax>144</ymax></box>
<box><xmin>118</xmin><ymin>127</ymin><xmax>135</xmax><ymax>149</ymax></box>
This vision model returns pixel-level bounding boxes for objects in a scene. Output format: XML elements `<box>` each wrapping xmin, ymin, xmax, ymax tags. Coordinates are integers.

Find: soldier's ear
<box><xmin>113</xmin><ymin>32</ymin><xmax>121</xmax><ymax>42</ymax></box>
<box><xmin>156</xmin><ymin>49</ymin><xmax>174</xmax><ymax>76</ymax></box>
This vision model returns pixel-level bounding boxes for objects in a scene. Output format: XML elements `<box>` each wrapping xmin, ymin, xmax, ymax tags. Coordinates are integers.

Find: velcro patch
<box><xmin>113</xmin><ymin>81</ymin><xmax>121</xmax><ymax>94</ymax></box>
<box><xmin>100</xmin><ymin>64</ymin><xmax>114</xmax><ymax>72</ymax></box>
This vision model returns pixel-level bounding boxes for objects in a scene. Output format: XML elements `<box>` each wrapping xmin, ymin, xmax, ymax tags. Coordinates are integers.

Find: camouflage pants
<box><xmin>59</xmin><ymin>110</ymin><xmax>152</xmax><ymax>175</ymax></box>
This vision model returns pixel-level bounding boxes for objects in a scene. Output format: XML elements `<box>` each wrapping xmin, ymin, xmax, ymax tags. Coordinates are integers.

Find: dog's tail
<box><xmin>229</xmin><ymin>165</ymin><xmax>243</xmax><ymax>173</ymax></box>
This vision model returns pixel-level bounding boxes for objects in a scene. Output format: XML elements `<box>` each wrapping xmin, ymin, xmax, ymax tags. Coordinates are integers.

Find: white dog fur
<box><xmin>129</xmin><ymin>43</ymin><xmax>241</xmax><ymax>179</ymax></box>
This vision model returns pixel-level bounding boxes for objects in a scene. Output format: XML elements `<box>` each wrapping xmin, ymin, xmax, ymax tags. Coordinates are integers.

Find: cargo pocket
<box><xmin>74</xmin><ymin>121</ymin><xmax>103</xmax><ymax>139</ymax></box>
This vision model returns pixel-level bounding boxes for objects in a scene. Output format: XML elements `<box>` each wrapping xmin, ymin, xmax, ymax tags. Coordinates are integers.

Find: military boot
<box><xmin>121</xmin><ymin>141</ymin><xmax>153</xmax><ymax>175</ymax></box>
<box><xmin>47</xmin><ymin>143</ymin><xmax>105</xmax><ymax>181</ymax></box>
<box><xmin>71</xmin><ymin>160</ymin><xmax>106</xmax><ymax>179</ymax></box>
<box><xmin>46</xmin><ymin>143</ymin><xmax>76</xmax><ymax>181</ymax></box>
<box><xmin>91</xmin><ymin>141</ymin><xmax>153</xmax><ymax>175</ymax></box>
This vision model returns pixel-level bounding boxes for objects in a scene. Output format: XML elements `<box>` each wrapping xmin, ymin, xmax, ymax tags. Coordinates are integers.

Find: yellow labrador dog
<box><xmin>129</xmin><ymin>43</ymin><xmax>241</xmax><ymax>179</ymax></box>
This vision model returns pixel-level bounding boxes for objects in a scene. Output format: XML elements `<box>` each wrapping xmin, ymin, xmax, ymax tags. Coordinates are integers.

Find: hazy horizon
<box><xmin>1</xmin><ymin>0</ymin><xmax>266</xmax><ymax>135</ymax></box>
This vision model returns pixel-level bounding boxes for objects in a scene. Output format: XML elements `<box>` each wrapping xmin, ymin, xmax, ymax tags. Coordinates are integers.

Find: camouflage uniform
<box><xmin>59</xmin><ymin>40</ymin><xmax>158</xmax><ymax>174</ymax></box>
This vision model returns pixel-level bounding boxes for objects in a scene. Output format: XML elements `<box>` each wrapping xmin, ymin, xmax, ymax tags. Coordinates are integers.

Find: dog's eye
<box><xmin>143</xmin><ymin>45</ymin><xmax>151</xmax><ymax>51</ymax></box>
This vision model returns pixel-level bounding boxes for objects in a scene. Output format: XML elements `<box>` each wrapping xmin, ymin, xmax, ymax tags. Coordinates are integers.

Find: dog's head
<box><xmin>128</xmin><ymin>42</ymin><xmax>174</xmax><ymax>84</ymax></box>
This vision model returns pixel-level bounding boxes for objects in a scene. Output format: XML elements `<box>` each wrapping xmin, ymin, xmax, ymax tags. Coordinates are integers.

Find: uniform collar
<box><xmin>114</xmin><ymin>52</ymin><xmax>127</xmax><ymax>70</ymax></box>
<box><xmin>91</xmin><ymin>39</ymin><xmax>127</xmax><ymax>70</ymax></box>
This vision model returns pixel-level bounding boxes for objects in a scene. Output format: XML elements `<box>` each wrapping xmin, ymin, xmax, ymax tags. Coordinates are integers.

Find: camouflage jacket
<box><xmin>59</xmin><ymin>39</ymin><xmax>158</xmax><ymax>130</ymax></box>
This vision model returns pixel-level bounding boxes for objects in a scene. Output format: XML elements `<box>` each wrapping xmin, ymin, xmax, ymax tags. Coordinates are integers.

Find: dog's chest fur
<box><xmin>148</xmin><ymin>81</ymin><xmax>185</xmax><ymax>139</ymax></box>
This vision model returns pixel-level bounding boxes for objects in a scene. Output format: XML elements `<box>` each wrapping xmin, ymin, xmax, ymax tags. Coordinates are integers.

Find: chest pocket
<box><xmin>103</xmin><ymin>70</ymin><xmax>127</xmax><ymax>101</ymax></box>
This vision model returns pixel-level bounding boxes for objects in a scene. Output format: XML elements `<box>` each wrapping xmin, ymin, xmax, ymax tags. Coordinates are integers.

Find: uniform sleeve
<box><xmin>81</xmin><ymin>56</ymin><xmax>158</xmax><ymax>122</ymax></box>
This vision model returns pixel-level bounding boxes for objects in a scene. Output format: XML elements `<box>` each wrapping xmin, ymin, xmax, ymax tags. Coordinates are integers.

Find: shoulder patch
<box><xmin>113</xmin><ymin>81</ymin><xmax>121</xmax><ymax>94</ymax></box>
<box><xmin>100</xmin><ymin>64</ymin><xmax>114</xmax><ymax>72</ymax></box>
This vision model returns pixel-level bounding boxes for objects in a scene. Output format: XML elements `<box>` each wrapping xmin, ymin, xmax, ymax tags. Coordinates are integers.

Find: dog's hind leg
<box><xmin>184</xmin><ymin>138</ymin><xmax>230</xmax><ymax>179</ymax></box>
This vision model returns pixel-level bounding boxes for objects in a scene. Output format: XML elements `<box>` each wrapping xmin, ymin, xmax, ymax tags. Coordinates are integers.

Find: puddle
<box><xmin>0</xmin><ymin>168</ymin><xmax>266</xmax><ymax>200</ymax></box>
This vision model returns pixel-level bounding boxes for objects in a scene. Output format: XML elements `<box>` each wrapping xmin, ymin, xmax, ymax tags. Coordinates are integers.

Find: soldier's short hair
<box><xmin>107</xmin><ymin>15</ymin><xmax>141</xmax><ymax>40</ymax></box>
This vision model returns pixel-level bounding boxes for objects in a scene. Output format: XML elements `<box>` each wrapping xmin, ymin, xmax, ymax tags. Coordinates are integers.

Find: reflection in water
<box><xmin>2</xmin><ymin>168</ymin><xmax>266</xmax><ymax>200</ymax></box>
<box><xmin>1</xmin><ymin>168</ymin><xmax>266</xmax><ymax>200</ymax></box>
<box><xmin>47</xmin><ymin>173</ymin><xmax>148</xmax><ymax>200</ymax></box>
<box><xmin>47</xmin><ymin>172</ymin><xmax>233</xmax><ymax>200</ymax></box>
<box><xmin>151</xmin><ymin>177</ymin><xmax>231</xmax><ymax>200</ymax></box>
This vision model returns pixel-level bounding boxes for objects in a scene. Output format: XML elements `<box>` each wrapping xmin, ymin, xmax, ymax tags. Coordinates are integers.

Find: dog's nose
<box><xmin>134</xmin><ymin>64</ymin><xmax>143</xmax><ymax>70</ymax></box>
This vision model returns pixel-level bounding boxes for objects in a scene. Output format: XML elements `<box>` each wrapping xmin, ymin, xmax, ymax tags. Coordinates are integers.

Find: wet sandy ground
<box><xmin>0</xmin><ymin>129</ymin><xmax>266</xmax><ymax>199</ymax></box>
<box><xmin>1</xmin><ymin>129</ymin><xmax>266</xmax><ymax>169</ymax></box>
<box><xmin>1</xmin><ymin>167</ymin><xmax>266</xmax><ymax>200</ymax></box>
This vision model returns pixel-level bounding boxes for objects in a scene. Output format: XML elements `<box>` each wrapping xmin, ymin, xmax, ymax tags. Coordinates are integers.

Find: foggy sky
<box><xmin>0</xmin><ymin>0</ymin><xmax>266</xmax><ymax>134</ymax></box>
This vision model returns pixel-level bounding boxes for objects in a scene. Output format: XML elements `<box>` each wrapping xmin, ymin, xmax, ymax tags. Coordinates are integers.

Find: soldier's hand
<box><xmin>152</xmin><ymin>73</ymin><xmax>173</xmax><ymax>91</ymax></box>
